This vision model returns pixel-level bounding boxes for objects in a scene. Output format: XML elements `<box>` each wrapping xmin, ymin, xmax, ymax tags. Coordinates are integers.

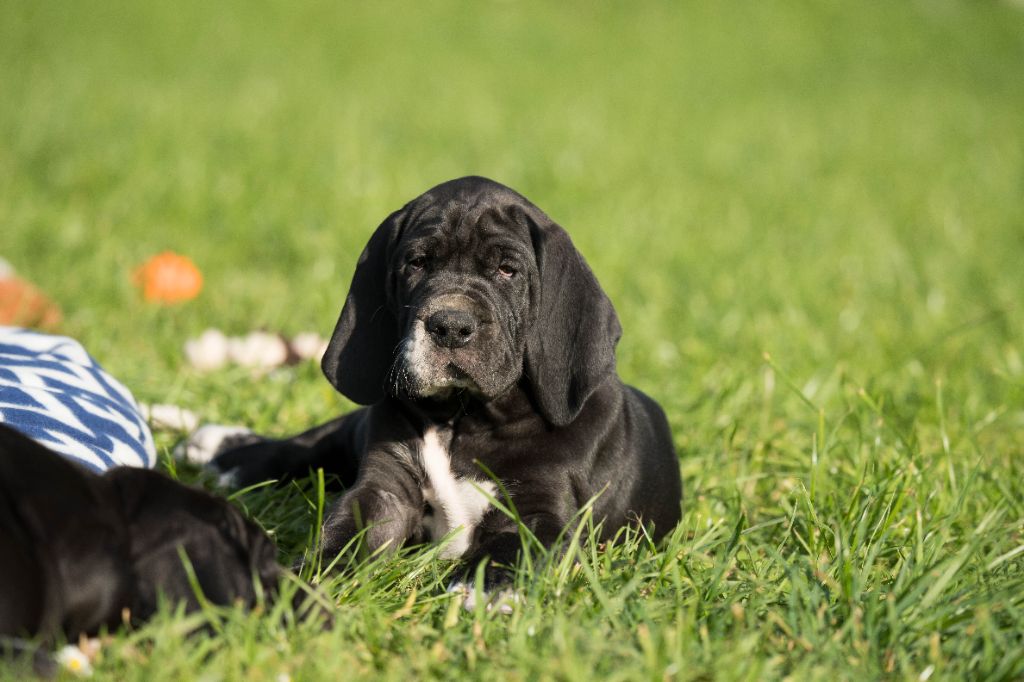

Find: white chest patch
<box><xmin>419</xmin><ymin>426</ymin><xmax>496</xmax><ymax>558</ymax></box>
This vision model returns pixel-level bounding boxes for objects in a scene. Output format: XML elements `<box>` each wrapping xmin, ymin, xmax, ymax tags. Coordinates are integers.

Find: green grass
<box><xmin>3</xmin><ymin>0</ymin><xmax>1024</xmax><ymax>679</ymax></box>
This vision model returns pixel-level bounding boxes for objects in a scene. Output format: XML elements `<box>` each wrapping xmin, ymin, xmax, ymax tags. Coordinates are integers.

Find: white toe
<box><xmin>447</xmin><ymin>581</ymin><xmax>522</xmax><ymax>614</ymax></box>
<box><xmin>140</xmin><ymin>403</ymin><xmax>201</xmax><ymax>433</ymax></box>
<box><xmin>177</xmin><ymin>424</ymin><xmax>254</xmax><ymax>464</ymax></box>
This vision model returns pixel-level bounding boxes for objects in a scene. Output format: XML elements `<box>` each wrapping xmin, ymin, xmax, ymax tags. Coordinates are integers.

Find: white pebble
<box><xmin>184</xmin><ymin>328</ymin><xmax>229</xmax><ymax>371</ymax></box>
<box><xmin>228</xmin><ymin>331</ymin><xmax>288</xmax><ymax>369</ymax></box>
<box><xmin>291</xmin><ymin>331</ymin><xmax>328</xmax><ymax>361</ymax></box>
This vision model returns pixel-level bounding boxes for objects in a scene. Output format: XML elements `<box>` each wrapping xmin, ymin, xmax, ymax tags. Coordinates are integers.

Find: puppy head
<box><xmin>107</xmin><ymin>468</ymin><xmax>281</xmax><ymax>620</ymax></box>
<box><xmin>0</xmin><ymin>424</ymin><xmax>135</xmax><ymax>639</ymax></box>
<box><xmin>322</xmin><ymin>176</ymin><xmax>621</xmax><ymax>425</ymax></box>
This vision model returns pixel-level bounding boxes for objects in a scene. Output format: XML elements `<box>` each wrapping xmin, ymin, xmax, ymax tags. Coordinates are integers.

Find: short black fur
<box><xmin>0</xmin><ymin>424</ymin><xmax>282</xmax><ymax>642</ymax></box>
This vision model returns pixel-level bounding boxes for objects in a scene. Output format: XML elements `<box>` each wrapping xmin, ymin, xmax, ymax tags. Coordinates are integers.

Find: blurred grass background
<box><xmin>2</xmin><ymin>0</ymin><xmax>1024</xmax><ymax>679</ymax></box>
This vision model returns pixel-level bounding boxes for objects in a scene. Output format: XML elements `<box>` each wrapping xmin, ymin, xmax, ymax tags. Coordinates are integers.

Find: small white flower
<box><xmin>56</xmin><ymin>645</ymin><xmax>93</xmax><ymax>677</ymax></box>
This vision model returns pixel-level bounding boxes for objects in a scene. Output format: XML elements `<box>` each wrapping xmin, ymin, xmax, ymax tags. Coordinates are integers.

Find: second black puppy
<box><xmin>0</xmin><ymin>424</ymin><xmax>281</xmax><ymax>641</ymax></box>
<box><xmin>213</xmin><ymin>177</ymin><xmax>682</xmax><ymax>591</ymax></box>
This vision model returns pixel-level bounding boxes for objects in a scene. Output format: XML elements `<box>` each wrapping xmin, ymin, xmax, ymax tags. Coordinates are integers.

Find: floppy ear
<box><xmin>109</xmin><ymin>469</ymin><xmax>282</xmax><ymax>617</ymax></box>
<box><xmin>523</xmin><ymin>213</ymin><xmax>622</xmax><ymax>427</ymax></box>
<box><xmin>321</xmin><ymin>208</ymin><xmax>407</xmax><ymax>404</ymax></box>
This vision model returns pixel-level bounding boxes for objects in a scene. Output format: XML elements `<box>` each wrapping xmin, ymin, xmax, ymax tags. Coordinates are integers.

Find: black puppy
<box><xmin>0</xmin><ymin>423</ymin><xmax>281</xmax><ymax>641</ymax></box>
<box><xmin>213</xmin><ymin>177</ymin><xmax>682</xmax><ymax>590</ymax></box>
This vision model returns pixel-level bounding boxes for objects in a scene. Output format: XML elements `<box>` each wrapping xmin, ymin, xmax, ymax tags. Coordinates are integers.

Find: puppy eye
<box><xmin>497</xmin><ymin>263</ymin><xmax>517</xmax><ymax>279</ymax></box>
<box><xmin>407</xmin><ymin>255</ymin><xmax>427</xmax><ymax>270</ymax></box>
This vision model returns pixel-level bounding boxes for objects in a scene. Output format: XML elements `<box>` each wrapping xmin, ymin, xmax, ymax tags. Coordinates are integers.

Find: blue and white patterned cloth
<box><xmin>0</xmin><ymin>327</ymin><xmax>155</xmax><ymax>472</ymax></box>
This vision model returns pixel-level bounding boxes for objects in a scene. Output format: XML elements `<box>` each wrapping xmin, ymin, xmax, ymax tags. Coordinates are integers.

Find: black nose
<box><xmin>425</xmin><ymin>309</ymin><xmax>478</xmax><ymax>349</ymax></box>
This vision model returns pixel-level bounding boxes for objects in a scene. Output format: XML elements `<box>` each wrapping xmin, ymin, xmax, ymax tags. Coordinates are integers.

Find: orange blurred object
<box><xmin>133</xmin><ymin>252</ymin><xmax>203</xmax><ymax>303</ymax></box>
<box><xmin>0</xmin><ymin>277</ymin><xmax>63</xmax><ymax>330</ymax></box>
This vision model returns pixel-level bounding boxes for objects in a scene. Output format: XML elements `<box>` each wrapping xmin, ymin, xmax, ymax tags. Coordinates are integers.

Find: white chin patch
<box><xmin>418</xmin><ymin>426</ymin><xmax>496</xmax><ymax>559</ymax></box>
<box><xmin>404</xmin><ymin>322</ymin><xmax>430</xmax><ymax>384</ymax></box>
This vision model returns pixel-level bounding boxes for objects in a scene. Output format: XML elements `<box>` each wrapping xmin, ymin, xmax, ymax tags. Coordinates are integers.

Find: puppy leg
<box><xmin>314</xmin><ymin>450</ymin><xmax>425</xmax><ymax>566</ymax></box>
<box><xmin>211</xmin><ymin>413</ymin><xmax>363</xmax><ymax>489</ymax></box>
<box><xmin>452</xmin><ymin>511</ymin><xmax>570</xmax><ymax>612</ymax></box>
<box><xmin>317</xmin><ymin>489</ymin><xmax>421</xmax><ymax>564</ymax></box>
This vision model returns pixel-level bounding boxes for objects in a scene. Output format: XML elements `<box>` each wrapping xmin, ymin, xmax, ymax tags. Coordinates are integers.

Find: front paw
<box><xmin>208</xmin><ymin>437</ymin><xmax>289</xmax><ymax>488</ymax></box>
<box><xmin>447</xmin><ymin>580</ymin><xmax>523</xmax><ymax>614</ymax></box>
<box><xmin>176</xmin><ymin>424</ymin><xmax>261</xmax><ymax>465</ymax></box>
<box><xmin>448</xmin><ymin>554</ymin><xmax>521</xmax><ymax>613</ymax></box>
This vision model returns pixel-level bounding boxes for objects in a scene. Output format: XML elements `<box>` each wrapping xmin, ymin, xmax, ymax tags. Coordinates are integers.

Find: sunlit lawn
<box><xmin>2</xmin><ymin>1</ymin><xmax>1023</xmax><ymax>679</ymax></box>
